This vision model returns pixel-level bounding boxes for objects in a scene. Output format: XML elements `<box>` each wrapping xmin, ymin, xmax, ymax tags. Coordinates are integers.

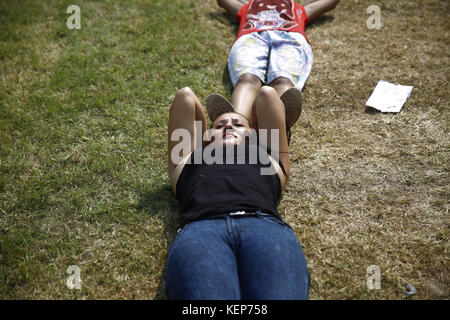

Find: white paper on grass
<box><xmin>366</xmin><ymin>80</ymin><xmax>413</xmax><ymax>113</ymax></box>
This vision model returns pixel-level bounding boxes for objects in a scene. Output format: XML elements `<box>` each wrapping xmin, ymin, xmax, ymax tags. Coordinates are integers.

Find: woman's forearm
<box><xmin>304</xmin><ymin>0</ymin><xmax>340</xmax><ymax>23</ymax></box>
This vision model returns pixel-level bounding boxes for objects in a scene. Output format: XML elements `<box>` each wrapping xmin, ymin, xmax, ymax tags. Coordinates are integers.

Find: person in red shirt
<box><xmin>207</xmin><ymin>0</ymin><xmax>340</xmax><ymax>139</ymax></box>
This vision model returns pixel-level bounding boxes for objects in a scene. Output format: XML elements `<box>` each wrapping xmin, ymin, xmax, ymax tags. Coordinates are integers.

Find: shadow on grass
<box><xmin>222</xmin><ymin>64</ymin><xmax>234</xmax><ymax>97</ymax></box>
<box><xmin>364</xmin><ymin>106</ymin><xmax>380</xmax><ymax>114</ymax></box>
<box><xmin>136</xmin><ymin>184</ymin><xmax>181</xmax><ymax>300</ymax></box>
<box><xmin>364</xmin><ymin>106</ymin><xmax>402</xmax><ymax>115</ymax></box>
<box><xmin>307</xmin><ymin>15</ymin><xmax>335</xmax><ymax>29</ymax></box>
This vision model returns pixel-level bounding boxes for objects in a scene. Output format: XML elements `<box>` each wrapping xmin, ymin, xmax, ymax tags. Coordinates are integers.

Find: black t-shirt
<box><xmin>176</xmin><ymin>144</ymin><xmax>282</xmax><ymax>227</ymax></box>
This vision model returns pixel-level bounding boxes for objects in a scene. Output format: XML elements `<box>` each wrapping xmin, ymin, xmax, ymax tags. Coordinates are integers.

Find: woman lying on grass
<box><xmin>165</xmin><ymin>86</ymin><xmax>308</xmax><ymax>299</ymax></box>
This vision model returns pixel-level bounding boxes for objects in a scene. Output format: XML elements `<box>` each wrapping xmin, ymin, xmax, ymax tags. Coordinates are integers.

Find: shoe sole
<box><xmin>206</xmin><ymin>93</ymin><xmax>235</xmax><ymax>122</ymax></box>
<box><xmin>280</xmin><ymin>87</ymin><xmax>302</xmax><ymax>129</ymax></box>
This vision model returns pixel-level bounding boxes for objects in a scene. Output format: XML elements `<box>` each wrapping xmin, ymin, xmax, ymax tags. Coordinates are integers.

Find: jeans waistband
<box><xmin>177</xmin><ymin>211</ymin><xmax>290</xmax><ymax>234</ymax></box>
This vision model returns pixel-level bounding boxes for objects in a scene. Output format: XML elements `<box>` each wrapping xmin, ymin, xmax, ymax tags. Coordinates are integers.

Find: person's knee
<box><xmin>258</xmin><ymin>85</ymin><xmax>278</xmax><ymax>99</ymax></box>
<box><xmin>175</xmin><ymin>87</ymin><xmax>195</xmax><ymax>99</ymax></box>
<box><xmin>236</xmin><ymin>73</ymin><xmax>262</xmax><ymax>86</ymax></box>
<box><xmin>255</xmin><ymin>86</ymin><xmax>281</xmax><ymax>114</ymax></box>
<box><xmin>170</xmin><ymin>87</ymin><xmax>197</xmax><ymax>116</ymax></box>
<box><xmin>269</xmin><ymin>76</ymin><xmax>293</xmax><ymax>88</ymax></box>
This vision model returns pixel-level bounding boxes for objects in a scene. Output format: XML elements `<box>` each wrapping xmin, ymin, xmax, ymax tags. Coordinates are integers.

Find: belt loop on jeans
<box><xmin>255</xmin><ymin>210</ymin><xmax>262</xmax><ymax>217</ymax></box>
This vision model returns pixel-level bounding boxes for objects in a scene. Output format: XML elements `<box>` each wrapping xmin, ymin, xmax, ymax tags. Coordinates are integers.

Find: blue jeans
<box><xmin>165</xmin><ymin>214</ymin><xmax>309</xmax><ymax>300</ymax></box>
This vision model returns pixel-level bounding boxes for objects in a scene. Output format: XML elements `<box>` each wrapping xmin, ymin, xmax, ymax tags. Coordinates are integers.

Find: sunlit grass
<box><xmin>0</xmin><ymin>0</ymin><xmax>448</xmax><ymax>299</ymax></box>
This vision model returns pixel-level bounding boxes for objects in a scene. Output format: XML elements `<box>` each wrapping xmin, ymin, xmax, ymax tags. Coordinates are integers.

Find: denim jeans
<box><xmin>165</xmin><ymin>214</ymin><xmax>309</xmax><ymax>300</ymax></box>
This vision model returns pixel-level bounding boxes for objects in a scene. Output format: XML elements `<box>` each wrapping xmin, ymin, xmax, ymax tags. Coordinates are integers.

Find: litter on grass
<box><xmin>405</xmin><ymin>283</ymin><xmax>417</xmax><ymax>297</ymax></box>
<box><xmin>366</xmin><ymin>80</ymin><xmax>413</xmax><ymax>113</ymax></box>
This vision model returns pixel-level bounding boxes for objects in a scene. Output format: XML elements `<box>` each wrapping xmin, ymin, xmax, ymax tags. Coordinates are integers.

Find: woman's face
<box><xmin>210</xmin><ymin>113</ymin><xmax>251</xmax><ymax>146</ymax></box>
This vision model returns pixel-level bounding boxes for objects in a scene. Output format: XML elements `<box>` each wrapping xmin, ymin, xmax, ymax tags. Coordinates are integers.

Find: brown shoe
<box><xmin>206</xmin><ymin>93</ymin><xmax>235</xmax><ymax>123</ymax></box>
<box><xmin>280</xmin><ymin>87</ymin><xmax>302</xmax><ymax>129</ymax></box>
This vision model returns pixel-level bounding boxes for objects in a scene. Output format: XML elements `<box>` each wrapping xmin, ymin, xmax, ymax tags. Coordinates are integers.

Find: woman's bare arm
<box><xmin>253</xmin><ymin>86</ymin><xmax>290</xmax><ymax>188</ymax></box>
<box><xmin>303</xmin><ymin>0</ymin><xmax>340</xmax><ymax>24</ymax></box>
<box><xmin>168</xmin><ymin>87</ymin><xmax>207</xmax><ymax>192</ymax></box>
<box><xmin>217</xmin><ymin>0</ymin><xmax>246</xmax><ymax>20</ymax></box>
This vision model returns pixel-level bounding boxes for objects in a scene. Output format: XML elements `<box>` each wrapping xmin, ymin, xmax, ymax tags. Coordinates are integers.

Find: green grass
<box><xmin>0</xmin><ymin>0</ymin><xmax>448</xmax><ymax>299</ymax></box>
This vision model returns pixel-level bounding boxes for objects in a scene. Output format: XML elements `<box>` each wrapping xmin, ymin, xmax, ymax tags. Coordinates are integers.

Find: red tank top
<box><xmin>236</xmin><ymin>0</ymin><xmax>310</xmax><ymax>43</ymax></box>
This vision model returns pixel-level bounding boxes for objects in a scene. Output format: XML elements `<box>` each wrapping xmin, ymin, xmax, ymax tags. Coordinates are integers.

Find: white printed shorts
<box><xmin>228</xmin><ymin>30</ymin><xmax>314</xmax><ymax>90</ymax></box>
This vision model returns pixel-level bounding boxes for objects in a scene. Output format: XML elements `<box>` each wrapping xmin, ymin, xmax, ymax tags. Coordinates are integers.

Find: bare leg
<box><xmin>269</xmin><ymin>76</ymin><xmax>294</xmax><ymax>97</ymax></box>
<box><xmin>231</xmin><ymin>73</ymin><xmax>263</xmax><ymax>120</ymax></box>
<box><xmin>168</xmin><ymin>87</ymin><xmax>207</xmax><ymax>176</ymax></box>
<box><xmin>253</xmin><ymin>86</ymin><xmax>290</xmax><ymax>179</ymax></box>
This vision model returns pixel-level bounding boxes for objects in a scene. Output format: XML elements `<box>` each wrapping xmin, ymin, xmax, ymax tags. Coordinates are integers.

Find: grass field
<box><xmin>0</xmin><ymin>0</ymin><xmax>448</xmax><ymax>299</ymax></box>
